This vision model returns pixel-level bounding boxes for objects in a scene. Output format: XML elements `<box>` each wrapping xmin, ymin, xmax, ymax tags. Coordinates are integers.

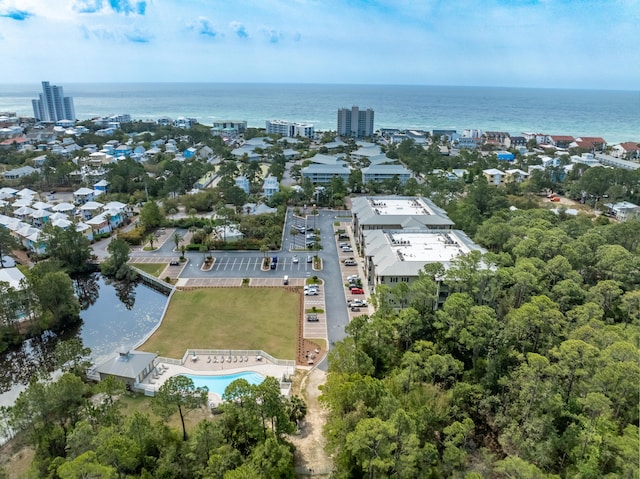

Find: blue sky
<box><xmin>0</xmin><ymin>0</ymin><xmax>638</xmax><ymax>89</ymax></box>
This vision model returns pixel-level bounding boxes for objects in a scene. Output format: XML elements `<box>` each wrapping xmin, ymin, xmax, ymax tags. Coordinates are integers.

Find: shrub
<box><xmin>119</xmin><ymin>226</ymin><xmax>146</xmax><ymax>245</ymax></box>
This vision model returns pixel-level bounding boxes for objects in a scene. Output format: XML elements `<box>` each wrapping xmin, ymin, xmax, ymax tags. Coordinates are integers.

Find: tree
<box><xmin>152</xmin><ymin>375</ymin><xmax>208</xmax><ymax>441</ymax></box>
<box><xmin>42</xmin><ymin>225</ymin><xmax>92</xmax><ymax>274</ymax></box>
<box><xmin>173</xmin><ymin>232</ymin><xmax>183</xmax><ymax>251</ymax></box>
<box><xmin>28</xmin><ymin>266</ymin><xmax>81</xmax><ymax>329</ymax></box>
<box><xmin>0</xmin><ymin>228</ymin><xmax>18</xmax><ymax>268</ymax></box>
<box><xmin>101</xmin><ymin>238</ymin><xmax>134</xmax><ymax>280</ymax></box>
<box><xmin>54</xmin><ymin>338</ymin><xmax>91</xmax><ymax>378</ymax></box>
<box><xmin>139</xmin><ymin>201</ymin><xmax>164</xmax><ymax>229</ymax></box>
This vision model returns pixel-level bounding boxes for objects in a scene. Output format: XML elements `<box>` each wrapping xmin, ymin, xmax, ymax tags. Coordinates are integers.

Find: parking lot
<box><xmin>209</xmin><ymin>256</ymin><xmax>316</xmax><ymax>273</ymax></box>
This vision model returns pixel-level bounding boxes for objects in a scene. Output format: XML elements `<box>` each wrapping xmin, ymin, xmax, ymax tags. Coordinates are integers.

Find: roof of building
<box><xmin>619</xmin><ymin>142</ymin><xmax>640</xmax><ymax>152</ymax></box>
<box><xmin>362</xmin><ymin>164</ymin><xmax>411</xmax><ymax>175</ymax></box>
<box><xmin>302</xmin><ymin>162</ymin><xmax>350</xmax><ymax>174</ymax></box>
<box><xmin>483</xmin><ymin>168</ymin><xmax>504</xmax><ymax>175</ymax></box>
<box><xmin>363</xmin><ymin>228</ymin><xmax>486</xmax><ymax>277</ymax></box>
<box><xmin>352</xmin><ymin>196</ymin><xmax>454</xmax><ymax>228</ymax></box>
<box><xmin>94</xmin><ymin>351</ymin><xmax>157</xmax><ymax>379</ymax></box>
<box><xmin>308</xmin><ymin>153</ymin><xmax>344</xmax><ymax>165</ymax></box>
<box><xmin>0</xmin><ymin>267</ymin><xmax>27</xmax><ymax>290</ymax></box>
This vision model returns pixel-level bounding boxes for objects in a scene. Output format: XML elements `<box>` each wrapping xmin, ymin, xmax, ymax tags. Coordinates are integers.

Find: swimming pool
<box><xmin>179</xmin><ymin>371</ymin><xmax>265</xmax><ymax>396</ymax></box>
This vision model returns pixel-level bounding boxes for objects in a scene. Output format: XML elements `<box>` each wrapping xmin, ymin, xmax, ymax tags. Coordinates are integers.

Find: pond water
<box><xmin>0</xmin><ymin>273</ymin><xmax>168</xmax><ymax>407</ymax></box>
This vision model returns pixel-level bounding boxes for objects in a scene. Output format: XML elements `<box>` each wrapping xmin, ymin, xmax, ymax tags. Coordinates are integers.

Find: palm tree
<box><xmin>180</xmin><ymin>244</ymin><xmax>186</xmax><ymax>259</ymax></box>
<box><xmin>173</xmin><ymin>232</ymin><xmax>183</xmax><ymax>251</ymax></box>
<box><xmin>147</xmin><ymin>234</ymin><xmax>155</xmax><ymax>251</ymax></box>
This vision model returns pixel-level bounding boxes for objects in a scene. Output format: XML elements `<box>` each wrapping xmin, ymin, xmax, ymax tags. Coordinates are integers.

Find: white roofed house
<box><xmin>31</xmin><ymin>208</ymin><xmax>53</xmax><ymax>228</ymax></box>
<box><xmin>604</xmin><ymin>201</ymin><xmax>640</xmax><ymax>222</ymax></box>
<box><xmin>78</xmin><ymin>201</ymin><xmax>104</xmax><ymax>220</ymax></box>
<box><xmin>505</xmin><ymin>168</ymin><xmax>530</xmax><ymax>184</ymax></box>
<box><xmin>52</xmin><ymin>202</ymin><xmax>76</xmax><ymax>215</ymax></box>
<box><xmin>73</xmin><ymin>187</ymin><xmax>96</xmax><ymax>205</ymax></box>
<box><xmin>86</xmin><ymin>213</ymin><xmax>111</xmax><ymax>235</ymax></box>
<box><xmin>102</xmin><ymin>201</ymin><xmax>129</xmax><ymax>228</ymax></box>
<box><xmin>482</xmin><ymin>168</ymin><xmax>506</xmax><ymax>187</ymax></box>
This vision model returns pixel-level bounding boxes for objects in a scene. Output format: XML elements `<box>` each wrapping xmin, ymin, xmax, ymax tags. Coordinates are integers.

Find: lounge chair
<box><xmin>245</xmin><ymin>355</ymin><xmax>249</xmax><ymax>362</ymax></box>
<box><xmin>233</xmin><ymin>356</ymin><xmax>238</xmax><ymax>363</ymax></box>
<box><xmin>213</xmin><ymin>356</ymin><xmax>218</xmax><ymax>363</ymax></box>
<box><xmin>227</xmin><ymin>356</ymin><xmax>232</xmax><ymax>363</ymax></box>
<box><xmin>239</xmin><ymin>356</ymin><xmax>244</xmax><ymax>363</ymax></box>
<box><xmin>207</xmin><ymin>356</ymin><xmax>211</xmax><ymax>363</ymax></box>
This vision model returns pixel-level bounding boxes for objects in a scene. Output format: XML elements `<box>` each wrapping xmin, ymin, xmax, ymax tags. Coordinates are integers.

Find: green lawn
<box><xmin>131</xmin><ymin>263</ymin><xmax>166</xmax><ymax>277</ymax></box>
<box><xmin>139</xmin><ymin>288</ymin><xmax>300</xmax><ymax>360</ymax></box>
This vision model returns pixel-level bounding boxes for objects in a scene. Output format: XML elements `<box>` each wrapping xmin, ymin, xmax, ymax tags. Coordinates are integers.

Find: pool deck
<box><xmin>142</xmin><ymin>356</ymin><xmax>293</xmax><ymax>405</ymax></box>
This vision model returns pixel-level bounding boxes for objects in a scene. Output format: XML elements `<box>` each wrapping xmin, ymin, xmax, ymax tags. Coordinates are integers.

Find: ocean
<box><xmin>0</xmin><ymin>83</ymin><xmax>638</xmax><ymax>144</ymax></box>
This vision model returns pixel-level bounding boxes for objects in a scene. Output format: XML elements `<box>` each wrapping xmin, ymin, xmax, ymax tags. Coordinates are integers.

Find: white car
<box><xmin>349</xmin><ymin>299</ymin><xmax>367</xmax><ymax>307</ymax></box>
<box><xmin>304</xmin><ymin>289</ymin><xmax>319</xmax><ymax>296</ymax></box>
<box><xmin>292</xmin><ymin>255</ymin><xmax>299</xmax><ymax>263</ymax></box>
<box><xmin>304</xmin><ymin>284</ymin><xmax>319</xmax><ymax>291</ymax></box>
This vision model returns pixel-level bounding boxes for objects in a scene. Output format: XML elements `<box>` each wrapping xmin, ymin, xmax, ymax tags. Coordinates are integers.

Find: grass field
<box><xmin>139</xmin><ymin>288</ymin><xmax>300</xmax><ymax>360</ymax></box>
<box><xmin>131</xmin><ymin>263</ymin><xmax>166</xmax><ymax>277</ymax></box>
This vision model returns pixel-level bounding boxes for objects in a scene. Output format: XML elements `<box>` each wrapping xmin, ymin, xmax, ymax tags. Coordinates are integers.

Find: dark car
<box><xmin>169</xmin><ymin>259</ymin><xmax>180</xmax><ymax>266</ymax></box>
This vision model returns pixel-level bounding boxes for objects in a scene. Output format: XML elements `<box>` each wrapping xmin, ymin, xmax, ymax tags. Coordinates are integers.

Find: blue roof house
<box><xmin>496</xmin><ymin>150</ymin><xmax>515</xmax><ymax>161</ymax></box>
<box><xmin>184</xmin><ymin>147</ymin><xmax>197</xmax><ymax>159</ymax></box>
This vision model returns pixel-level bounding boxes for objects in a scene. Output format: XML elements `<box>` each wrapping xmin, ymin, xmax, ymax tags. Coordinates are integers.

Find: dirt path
<box><xmin>289</xmin><ymin>368</ymin><xmax>332</xmax><ymax>477</ymax></box>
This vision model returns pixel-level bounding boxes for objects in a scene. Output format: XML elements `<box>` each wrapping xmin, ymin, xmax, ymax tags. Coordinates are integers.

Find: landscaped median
<box><xmin>137</xmin><ymin>287</ymin><xmax>299</xmax><ymax>360</ymax></box>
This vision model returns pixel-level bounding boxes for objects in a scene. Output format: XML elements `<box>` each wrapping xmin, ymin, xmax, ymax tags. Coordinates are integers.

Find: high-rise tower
<box><xmin>32</xmin><ymin>81</ymin><xmax>76</xmax><ymax>122</ymax></box>
<box><xmin>337</xmin><ymin>106</ymin><xmax>374</xmax><ymax>138</ymax></box>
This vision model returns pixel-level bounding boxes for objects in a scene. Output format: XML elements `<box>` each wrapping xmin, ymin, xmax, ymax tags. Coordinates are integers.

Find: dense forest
<box><xmin>320</xmin><ymin>210</ymin><xmax>639</xmax><ymax>478</ymax></box>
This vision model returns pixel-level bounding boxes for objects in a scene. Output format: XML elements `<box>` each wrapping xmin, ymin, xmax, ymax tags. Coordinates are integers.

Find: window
<box><xmin>390</xmin><ymin>277</ymin><xmax>398</xmax><ymax>283</ymax></box>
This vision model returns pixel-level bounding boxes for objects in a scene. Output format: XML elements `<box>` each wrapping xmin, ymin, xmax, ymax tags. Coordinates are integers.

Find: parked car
<box><xmin>304</xmin><ymin>284</ymin><xmax>319</xmax><ymax>291</ymax></box>
<box><xmin>304</xmin><ymin>289</ymin><xmax>319</xmax><ymax>296</ymax></box>
<box><xmin>270</xmin><ymin>262</ymin><xmax>277</xmax><ymax>270</ymax></box>
<box><xmin>349</xmin><ymin>299</ymin><xmax>367</xmax><ymax>307</ymax></box>
<box><xmin>307</xmin><ymin>255</ymin><xmax>313</xmax><ymax>263</ymax></box>
<box><xmin>169</xmin><ymin>258</ymin><xmax>180</xmax><ymax>266</ymax></box>
<box><xmin>350</xmin><ymin>287</ymin><xmax>364</xmax><ymax>294</ymax></box>
<box><xmin>346</xmin><ymin>275</ymin><xmax>359</xmax><ymax>281</ymax></box>
<box><xmin>271</xmin><ymin>256</ymin><xmax>278</xmax><ymax>263</ymax></box>
<box><xmin>339</xmin><ymin>242</ymin><xmax>350</xmax><ymax>248</ymax></box>
<box><xmin>344</xmin><ymin>259</ymin><xmax>356</xmax><ymax>266</ymax></box>
<box><xmin>292</xmin><ymin>255</ymin><xmax>299</xmax><ymax>263</ymax></box>
<box><xmin>342</xmin><ymin>247</ymin><xmax>353</xmax><ymax>252</ymax></box>
<box><xmin>349</xmin><ymin>284</ymin><xmax>363</xmax><ymax>291</ymax></box>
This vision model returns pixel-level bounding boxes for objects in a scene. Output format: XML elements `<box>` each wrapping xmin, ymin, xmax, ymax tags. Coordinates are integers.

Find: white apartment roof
<box><xmin>362</xmin><ymin>164</ymin><xmax>411</xmax><ymax>175</ymax></box>
<box><xmin>74</xmin><ymin>187</ymin><xmax>95</xmax><ymax>196</ymax></box>
<box><xmin>352</xmin><ymin>196</ymin><xmax>454</xmax><ymax>228</ymax></box>
<box><xmin>364</xmin><ymin>229</ymin><xmax>486</xmax><ymax>277</ymax></box>
<box><xmin>483</xmin><ymin>168</ymin><xmax>504</xmax><ymax>175</ymax></box>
